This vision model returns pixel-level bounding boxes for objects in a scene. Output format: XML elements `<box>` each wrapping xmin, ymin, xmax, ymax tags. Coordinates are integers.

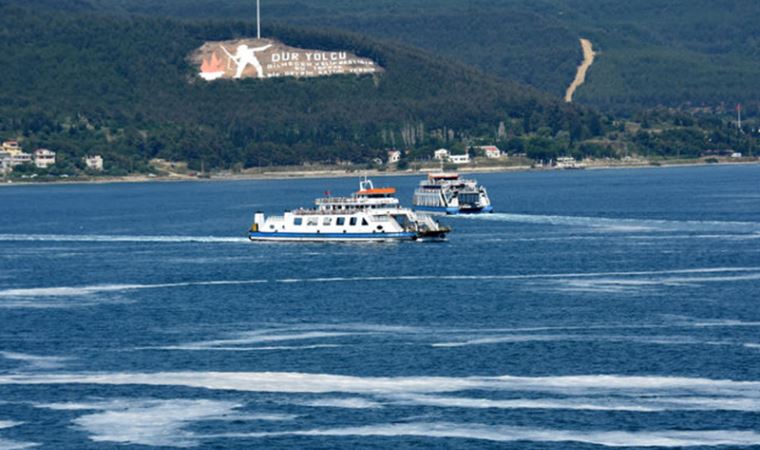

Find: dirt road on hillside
<box><xmin>565</xmin><ymin>38</ymin><xmax>595</xmax><ymax>103</ymax></box>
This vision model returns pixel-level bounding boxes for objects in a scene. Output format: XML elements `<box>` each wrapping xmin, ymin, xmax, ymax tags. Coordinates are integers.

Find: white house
<box><xmin>84</xmin><ymin>155</ymin><xmax>104</xmax><ymax>171</ymax></box>
<box><xmin>433</xmin><ymin>148</ymin><xmax>450</xmax><ymax>161</ymax></box>
<box><xmin>478</xmin><ymin>145</ymin><xmax>502</xmax><ymax>159</ymax></box>
<box><xmin>730</xmin><ymin>152</ymin><xmax>742</xmax><ymax>158</ymax></box>
<box><xmin>9</xmin><ymin>152</ymin><xmax>31</xmax><ymax>166</ymax></box>
<box><xmin>387</xmin><ymin>150</ymin><xmax>401</xmax><ymax>163</ymax></box>
<box><xmin>33</xmin><ymin>148</ymin><xmax>56</xmax><ymax>169</ymax></box>
<box><xmin>449</xmin><ymin>154</ymin><xmax>471</xmax><ymax>164</ymax></box>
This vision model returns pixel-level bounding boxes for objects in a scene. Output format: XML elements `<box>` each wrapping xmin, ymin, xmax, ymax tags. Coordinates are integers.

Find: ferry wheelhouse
<box><xmin>249</xmin><ymin>179</ymin><xmax>450</xmax><ymax>242</ymax></box>
<box><xmin>412</xmin><ymin>173</ymin><xmax>493</xmax><ymax>214</ymax></box>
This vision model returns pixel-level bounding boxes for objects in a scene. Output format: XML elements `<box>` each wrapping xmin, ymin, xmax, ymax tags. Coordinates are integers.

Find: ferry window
<box><xmin>323</xmin><ymin>217</ymin><xmax>332</xmax><ymax>226</ymax></box>
<box><xmin>362</xmin><ymin>218</ymin><xmax>369</xmax><ymax>226</ymax></box>
<box><xmin>307</xmin><ymin>218</ymin><xmax>319</xmax><ymax>226</ymax></box>
<box><xmin>349</xmin><ymin>217</ymin><xmax>357</xmax><ymax>226</ymax></box>
<box><xmin>376</xmin><ymin>225</ymin><xmax>383</xmax><ymax>231</ymax></box>
<box><xmin>293</xmin><ymin>218</ymin><xmax>303</xmax><ymax>226</ymax></box>
<box><xmin>336</xmin><ymin>217</ymin><xmax>345</xmax><ymax>226</ymax></box>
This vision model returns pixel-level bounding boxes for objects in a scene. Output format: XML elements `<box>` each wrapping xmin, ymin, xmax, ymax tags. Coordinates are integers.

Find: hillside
<box><xmin>86</xmin><ymin>0</ymin><xmax>760</xmax><ymax>114</ymax></box>
<box><xmin>0</xmin><ymin>2</ymin><xmax>604</xmax><ymax>174</ymax></box>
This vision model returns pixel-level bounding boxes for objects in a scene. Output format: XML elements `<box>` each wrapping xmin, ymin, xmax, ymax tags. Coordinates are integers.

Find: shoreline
<box><xmin>1</xmin><ymin>159</ymin><xmax>758</xmax><ymax>187</ymax></box>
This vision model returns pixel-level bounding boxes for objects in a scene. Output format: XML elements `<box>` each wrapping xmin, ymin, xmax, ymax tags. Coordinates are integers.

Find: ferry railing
<box><xmin>315</xmin><ymin>197</ymin><xmax>399</xmax><ymax>205</ymax></box>
<box><xmin>292</xmin><ymin>206</ymin><xmax>405</xmax><ymax>216</ymax></box>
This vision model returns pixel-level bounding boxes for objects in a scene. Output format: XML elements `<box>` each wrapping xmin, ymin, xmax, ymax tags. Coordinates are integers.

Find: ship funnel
<box><xmin>253</xmin><ymin>211</ymin><xmax>264</xmax><ymax>225</ymax></box>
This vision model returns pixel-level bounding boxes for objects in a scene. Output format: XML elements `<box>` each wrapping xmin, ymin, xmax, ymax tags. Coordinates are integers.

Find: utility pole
<box><xmin>257</xmin><ymin>0</ymin><xmax>261</xmax><ymax>39</ymax></box>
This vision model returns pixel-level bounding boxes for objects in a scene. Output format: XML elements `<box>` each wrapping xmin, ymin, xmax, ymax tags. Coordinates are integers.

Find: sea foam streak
<box><xmin>2</xmin><ymin>267</ymin><xmax>757</xmax><ymax>307</ymax></box>
<box><xmin>291</xmin><ymin>397</ymin><xmax>384</xmax><ymax>409</ymax></box>
<box><xmin>36</xmin><ymin>399</ymin><xmax>292</xmax><ymax>448</ymax></box>
<box><xmin>430</xmin><ymin>334</ymin><xmax>731</xmax><ymax>348</ymax></box>
<box><xmin>0</xmin><ymin>352</ymin><xmax>69</xmax><ymax>370</ymax></box>
<box><xmin>0</xmin><ymin>440</ymin><xmax>38</xmax><ymax>450</ymax></box>
<box><xmin>274</xmin><ymin>267</ymin><xmax>760</xmax><ymax>284</ymax></box>
<box><xmin>72</xmin><ymin>399</ymin><xmax>237</xmax><ymax>447</ymax></box>
<box><xmin>3</xmin><ymin>372</ymin><xmax>760</xmax><ymax>398</ymax></box>
<box><xmin>0</xmin><ymin>422</ymin><xmax>37</xmax><ymax>450</ymax></box>
<box><xmin>147</xmin><ymin>327</ymin><xmax>364</xmax><ymax>351</ymax></box>
<box><xmin>220</xmin><ymin>423</ymin><xmax>760</xmax><ymax>447</ymax></box>
<box><xmin>172</xmin><ymin>331</ymin><xmax>356</xmax><ymax>349</ymax></box>
<box><xmin>34</xmin><ymin>399</ymin><xmax>296</xmax><ymax>447</ymax></box>
<box><xmin>0</xmin><ymin>280</ymin><xmax>267</xmax><ymax>299</ymax></box>
<box><xmin>540</xmin><ymin>272</ymin><xmax>760</xmax><ymax>295</ymax></box>
<box><xmin>391</xmin><ymin>394</ymin><xmax>760</xmax><ymax>412</ymax></box>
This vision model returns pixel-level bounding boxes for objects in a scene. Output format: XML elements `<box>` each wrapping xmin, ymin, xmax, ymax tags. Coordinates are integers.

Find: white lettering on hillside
<box><xmin>196</xmin><ymin>39</ymin><xmax>382</xmax><ymax>81</ymax></box>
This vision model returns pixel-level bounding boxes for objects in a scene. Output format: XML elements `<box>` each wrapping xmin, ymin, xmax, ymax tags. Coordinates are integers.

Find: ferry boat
<box><xmin>412</xmin><ymin>173</ymin><xmax>493</xmax><ymax>214</ymax></box>
<box><xmin>555</xmin><ymin>156</ymin><xmax>586</xmax><ymax>170</ymax></box>
<box><xmin>249</xmin><ymin>179</ymin><xmax>450</xmax><ymax>242</ymax></box>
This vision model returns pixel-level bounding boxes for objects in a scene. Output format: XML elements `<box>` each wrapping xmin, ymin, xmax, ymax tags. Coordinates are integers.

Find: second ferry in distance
<box><xmin>412</xmin><ymin>173</ymin><xmax>493</xmax><ymax>214</ymax></box>
<box><xmin>249</xmin><ymin>178</ymin><xmax>450</xmax><ymax>242</ymax></box>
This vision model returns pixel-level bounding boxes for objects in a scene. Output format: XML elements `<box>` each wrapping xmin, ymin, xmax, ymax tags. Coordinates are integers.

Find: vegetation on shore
<box><xmin>0</xmin><ymin>1</ymin><xmax>757</xmax><ymax>179</ymax></box>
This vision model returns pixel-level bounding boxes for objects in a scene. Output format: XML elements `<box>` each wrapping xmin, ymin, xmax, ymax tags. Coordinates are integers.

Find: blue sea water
<box><xmin>0</xmin><ymin>164</ymin><xmax>759</xmax><ymax>449</ymax></box>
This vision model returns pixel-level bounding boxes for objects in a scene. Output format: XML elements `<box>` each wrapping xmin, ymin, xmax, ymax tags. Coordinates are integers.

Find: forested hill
<box><xmin>0</xmin><ymin>2</ymin><xmax>604</xmax><ymax>172</ymax></box>
<box><xmin>84</xmin><ymin>0</ymin><xmax>760</xmax><ymax>114</ymax></box>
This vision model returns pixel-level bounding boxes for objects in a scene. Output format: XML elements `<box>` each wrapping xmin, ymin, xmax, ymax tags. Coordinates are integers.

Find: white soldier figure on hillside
<box><xmin>221</xmin><ymin>43</ymin><xmax>273</xmax><ymax>79</ymax></box>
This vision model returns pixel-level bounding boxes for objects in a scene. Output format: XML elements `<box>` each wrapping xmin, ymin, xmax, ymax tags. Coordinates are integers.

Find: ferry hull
<box><xmin>249</xmin><ymin>231</ymin><xmax>420</xmax><ymax>242</ymax></box>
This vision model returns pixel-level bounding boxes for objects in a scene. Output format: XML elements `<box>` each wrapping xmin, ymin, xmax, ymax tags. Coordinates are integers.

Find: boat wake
<box><xmin>456</xmin><ymin>213</ymin><xmax>760</xmax><ymax>233</ymax></box>
<box><xmin>0</xmin><ymin>234</ymin><xmax>247</xmax><ymax>244</ymax></box>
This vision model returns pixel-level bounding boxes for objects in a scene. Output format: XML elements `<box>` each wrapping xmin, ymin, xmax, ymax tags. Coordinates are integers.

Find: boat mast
<box><xmin>256</xmin><ymin>0</ymin><xmax>261</xmax><ymax>39</ymax></box>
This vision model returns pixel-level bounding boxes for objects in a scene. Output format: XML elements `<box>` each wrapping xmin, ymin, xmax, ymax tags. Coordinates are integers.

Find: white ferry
<box><xmin>412</xmin><ymin>173</ymin><xmax>493</xmax><ymax>215</ymax></box>
<box><xmin>555</xmin><ymin>156</ymin><xmax>586</xmax><ymax>170</ymax></box>
<box><xmin>249</xmin><ymin>179</ymin><xmax>450</xmax><ymax>242</ymax></box>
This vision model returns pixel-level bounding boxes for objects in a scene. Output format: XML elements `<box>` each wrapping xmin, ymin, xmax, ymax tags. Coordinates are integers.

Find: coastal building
<box><xmin>433</xmin><ymin>148</ymin><xmax>450</xmax><ymax>161</ymax></box>
<box><xmin>478</xmin><ymin>145</ymin><xmax>502</xmax><ymax>159</ymax></box>
<box><xmin>387</xmin><ymin>150</ymin><xmax>401</xmax><ymax>164</ymax></box>
<box><xmin>84</xmin><ymin>155</ymin><xmax>104</xmax><ymax>171</ymax></box>
<box><xmin>33</xmin><ymin>149</ymin><xmax>56</xmax><ymax>169</ymax></box>
<box><xmin>5</xmin><ymin>152</ymin><xmax>32</xmax><ymax>167</ymax></box>
<box><xmin>0</xmin><ymin>141</ymin><xmax>32</xmax><ymax>170</ymax></box>
<box><xmin>448</xmin><ymin>154</ymin><xmax>471</xmax><ymax>165</ymax></box>
<box><xmin>0</xmin><ymin>152</ymin><xmax>11</xmax><ymax>175</ymax></box>
<box><xmin>2</xmin><ymin>140</ymin><xmax>22</xmax><ymax>155</ymax></box>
